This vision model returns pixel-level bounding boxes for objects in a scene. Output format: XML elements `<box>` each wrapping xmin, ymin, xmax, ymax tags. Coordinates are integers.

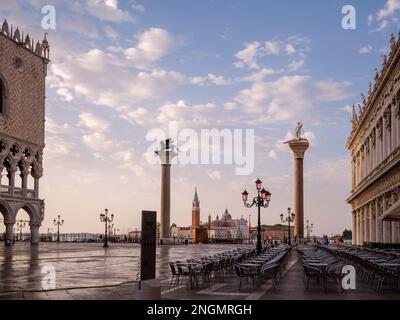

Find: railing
<box><xmin>0</xmin><ymin>185</ymin><xmax>36</xmax><ymax>198</ymax></box>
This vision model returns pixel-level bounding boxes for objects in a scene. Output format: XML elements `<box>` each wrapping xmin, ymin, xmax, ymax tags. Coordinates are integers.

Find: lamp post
<box><xmin>305</xmin><ymin>220</ymin><xmax>314</xmax><ymax>241</ymax></box>
<box><xmin>242</xmin><ymin>178</ymin><xmax>272</xmax><ymax>255</ymax></box>
<box><xmin>280</xmin><ymin>208</ymin><xmax>295</xmax><ymax>245</ymax></box>
<box><xmin>53</xmin><ymin>215</ymin><xmax>64</xmax><ymax>242</ymax></box>
<box><xmin>16</xmin><ymin>220</ymin><xmax>26</xmax><ymax>241</ymax></box>
<box><xmin>100</xmin><ymin>209</ymin><xmax>114</xmax><ymax>248</ymax></box>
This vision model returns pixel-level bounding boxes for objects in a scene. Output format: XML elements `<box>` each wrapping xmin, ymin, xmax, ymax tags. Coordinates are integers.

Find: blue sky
<box><xmin>1</xmin><ymin>0</ymin><xmax>399</xmax><ymax>235</ymax></box>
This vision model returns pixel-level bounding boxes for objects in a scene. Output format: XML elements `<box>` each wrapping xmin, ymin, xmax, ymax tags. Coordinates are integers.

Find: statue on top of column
<box><xmin>155</xmin><ymin>138</ymin><xmax>179</xmax><ymax>164</ymax></box>
<box><xmin>294</xmin><ymin>121</ymin><xmax>305</xmax><ymax>140</ymax></box>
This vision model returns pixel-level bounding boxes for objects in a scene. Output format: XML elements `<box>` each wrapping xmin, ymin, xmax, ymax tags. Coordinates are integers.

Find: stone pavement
<box><xmin>0</xmin><ymin>243</ymin><xmax>399</xmax><ymax>300</ymax></box>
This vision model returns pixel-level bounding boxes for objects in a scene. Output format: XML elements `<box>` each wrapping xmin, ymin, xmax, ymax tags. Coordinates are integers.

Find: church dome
<box><xmin>222</xmin><ymin>208</ymin><xmax>232</xmax><ymax>221</ymax></box>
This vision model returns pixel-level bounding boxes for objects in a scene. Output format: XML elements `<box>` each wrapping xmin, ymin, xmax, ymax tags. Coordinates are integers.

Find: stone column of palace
<box><xmin>364</xmin><ymin>205</ymin><xmax>369</xmax><ymax>242</ymax></box>
<box><xmin>30</xmin><ymin>224</ymin><xmax>40</xmax><ymax>245</ymax></box>
<box><xmin>352</xmin><ymin>211</ymin><xmax>357</xmax><ymax>245</ymax></box>
<box><xmin>376</xmin><ymin>198</ymin><xmax>382</xmax><ymax>243</ymax></box>
<box><xmin>391</xmin><ymin>192</ymin><xmax>399</xmax><ymax>243</ymax></box>
<box><xmin>360</xmin><ymin>209</ymin><xmax>364</xmax><ymax>245</ymax></box>
<box><xmin>370</xmin><ymin>202</ymin><xmax>376</xmax><ymax>243</ymax></box>
<box><xmin>288</xmin><ymin>139</ymin><xmax>309</xmax><ymax>239</ymax></box>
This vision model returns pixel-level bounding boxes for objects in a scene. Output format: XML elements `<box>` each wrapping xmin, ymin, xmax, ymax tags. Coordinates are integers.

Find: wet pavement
<box><xmin>1</xmin><ymin>243</ymin><xmax>399</xmax><ymax>300</ymax></box>
<box><xmin>0</xmin><ymin>242</ymin><xmax>252</xmax><ymax>297</ymax></box>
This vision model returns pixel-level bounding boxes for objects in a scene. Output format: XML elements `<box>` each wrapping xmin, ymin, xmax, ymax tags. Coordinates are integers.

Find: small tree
<box><xmin>342</xmin><ymin>229</ymin><xmax>352</xmax><ymax>240</ymax></box>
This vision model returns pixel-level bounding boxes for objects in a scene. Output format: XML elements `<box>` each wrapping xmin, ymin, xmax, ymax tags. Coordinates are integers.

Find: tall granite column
<box><xmin>156</xmin><ymin>139</ymin><xmax>177</xmax><ymax>240</ymax></box>
<box><xmin>287</xmin><ymin>139</ymin><xmax>309</xmax><ymax>240</ymax></box>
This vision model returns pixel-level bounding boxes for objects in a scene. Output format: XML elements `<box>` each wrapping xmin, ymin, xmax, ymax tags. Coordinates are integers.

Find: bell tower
<box><xmin>0</xmin><ymin>19</ymin><xmax>50</xmax><ymax>245</ymax></box>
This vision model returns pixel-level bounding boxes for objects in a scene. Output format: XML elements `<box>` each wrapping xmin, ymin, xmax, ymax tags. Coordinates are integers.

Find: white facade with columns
<box><xmin>347</xmin><ymin>33</ymin><xmax>400</xmax><ymax>246</ymax></box>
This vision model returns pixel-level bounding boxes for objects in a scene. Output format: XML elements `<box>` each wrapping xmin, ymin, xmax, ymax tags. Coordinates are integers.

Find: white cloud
<box><xmin>56</xmin><ymin>88</ymin><xmax>74</xmax><ymax>102</ymax></box>
<box><xmin>50</xmin><ymin>48</ymin><xmax>185</xmax><ymax>110</ymax></box>
<box><xmin>268</xmin><ymin>150</ymin><xmax>278</xmax><ymax>160</ymax></box>
<box><xmin>223</xmin><ymin>102</ymin><xmax>238</xmax><ymax>110</ymax></box>
<box><xmin>82</xmin><ymin>131</ymin><xmax>114</xmax><ymax>151</ymax></box>
<box><xmin>234</xmin><ymin>36</ymin><xmax>309</xmax><ymax>72</ymax></box>
<box><xmin>377</xmin><ymin>0</ymin><xmax>400</xmax><ymax>20</ymax></box>
<box><xmin>111</xmin><ymin>149</ymin><xmax>145</xmax><ymax>176</ymax></box>
<box><xmin>45</xmin><ymin>135</ymin><xmax>78</xmax><ymax>160</ymax></box>
<box><xmin>240</xmin><ymin>68</ymin><xmax>275</xmax><ymax>82</ymax></box>
<box><xmin>230</xmin><ymin>75</ymin><xmax>351</xmax><ymax>123</ymax></box>
<box><xmin>79</xmin><ymin>112</ymin><xmax>110</xmax><ymax>132</ymax></box>
<box><xmin>263</xmin><ymin>41</ymin><xmax>280</xmax><ymax>55</ymax></box>
<box><xmin>104</xmin><ymin>26</ymin><xmax>119</xmax><ymax>39</ymax></box>
<box><xmin>119</xmin><ymin>107</ymin><xmax>152</xmax><ymax>126</ymax></box>
<box><xmin>124</xmin><ymin>28</ymin><xmax>181</xmax><ymax>69</ymax></box>
<box><xmin>359</xmin><ymin>45</ymin><xmax>373</xmax><ymax>54</ymax></box>
<box><xmin>86</xmin><ymin>0</ymin><xmax>134</xmax><ymax>22</ymax></box>
<box><xmin>234</xmin><ymin>41</ymin><xmax>261</xmax><ymax>69</ymax></box>
<box><xmin>341</xmin><ymin>104</ymin><xmax>353</xmax><ymax>115</ymax></box>
<box><xmin>207</xmin><ymin>170</ymin><xmax>222</xmax><ymax>181</ymax></box>
<box><xmin>285</xmin><ymin>43</ymin><xmax>296</xmax><ymax>55</ymax></box>
<box><xmin>369</xmin><ymin>0</ymin><xmax>400</xmax><ymax>31</ymax></box>
<box><xmin>131</xmin><ymin>2</ymin><xmax>145</xmax><ymax>12</ymax></box>
<box><xmin>191</xmin><ymin>73</ymin><xmax>231</xmax><ymax>86</ymax></box>
<box><xmin>46</xmin><ymin>117</ymin><xmax>76</xmax><ymax>135</ymax></box>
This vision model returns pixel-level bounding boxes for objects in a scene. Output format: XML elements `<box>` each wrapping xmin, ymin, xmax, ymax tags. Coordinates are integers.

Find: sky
<box><xmin>0</xmin><ymin>0</ymin><xmax>399</xmax><ymax>236</ymax></box>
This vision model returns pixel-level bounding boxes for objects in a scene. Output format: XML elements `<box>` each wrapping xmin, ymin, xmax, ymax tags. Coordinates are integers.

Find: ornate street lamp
<box><xmin>100</xmin><ymin>209</ymin><xmax>114</xmax><ymax>248</ymax></box>
<box><xmin>242</xmin><ymin>178</ymin><xmax>272</xmax><ymax>255</ymax></box>
<box><xmin>281</xmin><ymin>208</ymin><xmax>295</xmax><ymax>245</ymax></box>
<box><xmin>16</xmin><ymin>220</ymin><xmax>26</xmax><ymax>241</ymax></box>
<box><xmin>53</xmin><ymin>214</ymin><xmax>64</xmax><ymax>242</ymax></box>
<box><xmin>305</xmin><ymin>220</ymin><xmax>314</xmax><ymax>241</ymax></box>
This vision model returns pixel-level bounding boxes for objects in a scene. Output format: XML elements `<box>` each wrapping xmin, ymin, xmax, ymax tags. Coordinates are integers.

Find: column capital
<box><xmin>287</xmin><ymin>139</ymin><xmax>310</xmax><ymax>159</ymax></box>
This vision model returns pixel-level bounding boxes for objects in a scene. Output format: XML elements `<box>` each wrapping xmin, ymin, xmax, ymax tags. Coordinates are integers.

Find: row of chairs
<box><xmin>234</xmin><ymin>245</ymin><xmax>290</xmax><ymax>291</ymax></box>
<box><xmin>298</xmin><ymin>245</ymin><xmax>346</xmax><ymax>292</ymax></box>
<box><xmin>168</xmin><ymin>247</ymin><xmax>256</xmax><ymax>290</ymax></box>
<box><xmin>320</xmin><ymin>245</ymin><xmax>400</xmax><ymax>292</ymax></box>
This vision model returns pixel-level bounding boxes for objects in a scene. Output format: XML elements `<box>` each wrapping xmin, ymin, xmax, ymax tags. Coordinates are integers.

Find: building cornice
<box><xmin>347</xmin><ymin>36</ymin><xmax>400</xmax><ymax>150</ymax></box>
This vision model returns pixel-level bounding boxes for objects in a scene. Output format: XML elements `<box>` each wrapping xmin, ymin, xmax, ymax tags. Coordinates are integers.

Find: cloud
<box><xmin>377</xmin><ymin>0</ymin><xmax>400</xmax><ymax>20</ymax></box>
<box><xmin>207</xmin><ymin>170</ymin><xmax>222</xmax><ymax>181</ymax></box>
<box><xmin>369</xmin><ymin>0</ymin><xmax>400</xmax><ymax>31</ymax></box>
<box><xmin>156</xmin><ymin>100</ymin><xmax>217</xmax><ymax>127</ymax></box>
<box><xmin>191</xmin><ymin>73</ymin><xmax>231</xmax><ymax>86</ymax></box>
<box><xmin>341</xmin><ymin>104</ymin><xmax>353</xmax><ymax>116</ymax></box>
<box><xmin>46</xmin><ymin>116</ymin><xmax>76</xmax><ymax>135</ymax></box>
<box><xmin>56</xmin><ymin>88</ymin><xmax>74</xmax><ymax>102</ymax></box>
<box><xmin>268</xmin><ymin>150</ymin><xmax>278</xmax><ymax>160</ymax></box>
<box><xmin>120</xmin><ymin>100</ymin><xmax>218</xmax><ymax>128</ymax></box>
<box><xmin>240</xmin><ymin>68</ymin><xmax>276</xmax><ymax>82</ymax></box>
<box><xmin>79</xmin><ymin>112</ymin><xmax>110</xmax><ymax>132</ymax></box>
<box><xmin>86</xmin><ymin>0</ymin><xmax>134</xmax><ymax>22</ymax></box>
<box><xmin>124</xmin><ymin>28</ymin><xmax>182</xmax><ymax>69</ymax></box>
<box><xmin>50</xmin><ymin>48</ymin><xmax>185</xmax><ymax>109</ymax></box>
<box><xmin>234</xmin><ymin>41</ymin><xmax>261</xmax><ymax>69</ymax></box>
<box><xmin>131</xmin><ymin>2</ymin><xmax>145</xmax><ymax>12</ymax></box>
<box><xmin>264</xmin><ymin>41</ymin><xmax>280</xmax><ymax>55</ymax></box>
<box><xmin>229</xmin><ymin>75</ymin><xmax>351</xmax><ymax>123</ymax></box>
<box><xmin>234</xmin><ymin>36</ymin><xmax>310</xmax><ymax>71</ymax></box>
<box><xmin>104</xmin><ymin>26</ymin><xmax>119</xmax><ymax>39</ymax></box>
<box><xmin>359</xmin><ymin>45</ymin><xmax>373</xmax><ymax>54</ymax></box>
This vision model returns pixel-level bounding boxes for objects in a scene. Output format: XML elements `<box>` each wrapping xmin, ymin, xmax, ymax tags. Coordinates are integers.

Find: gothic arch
<box><xmin>0</xmin><ymin>200</ymin><xmax>13</xmax><ymax>223</ymax></box>
<box><xmin>14</xmin><ymin>202</ymin><xmax>39</xmax><ymax>225</ymax></box>
<box><xmin>0</xmin><ymin>72</ymin><xmax>9</xmax><ymax>115</ymax></box>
